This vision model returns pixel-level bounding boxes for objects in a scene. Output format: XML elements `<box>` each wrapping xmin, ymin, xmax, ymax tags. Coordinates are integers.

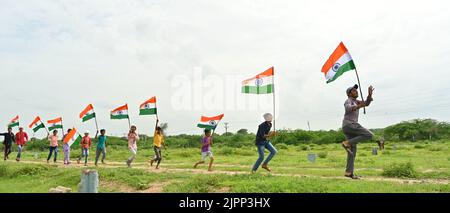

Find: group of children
<box><xmin>44</xmin><ymin>128</ymin><xmax>107</xmax><ymax>166</ymax></box>
<box><xmin>1</xmin><ymin>119</ymin><xmax>217</xmax><ymax>171</ymax></box>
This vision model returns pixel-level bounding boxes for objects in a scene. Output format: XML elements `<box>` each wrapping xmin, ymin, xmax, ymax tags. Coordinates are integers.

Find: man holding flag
<box><xmin>252</xmin><ymin>113</ymin><xmax>277</xmax><ymax>173</ymax></box>
<box><xmin>341</xmin><ymin>84</ymin><xmax>375</xmax><ymax>179</ymax></box>
<box><xmin>321</xmin><ymin>42</ymin><xmax>376</xmax><ymax>179</ymax></box>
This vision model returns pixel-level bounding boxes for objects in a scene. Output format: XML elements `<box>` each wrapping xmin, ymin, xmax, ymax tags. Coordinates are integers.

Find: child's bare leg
<box><xmin>194</xmin><ymin>161</ymin><xmax>204</xmax><ymax>168</ymax></box>
<box><xmin>208</xmin><ymin>157</ymin><xmax>214</xmax><ymax>171</ymax></box>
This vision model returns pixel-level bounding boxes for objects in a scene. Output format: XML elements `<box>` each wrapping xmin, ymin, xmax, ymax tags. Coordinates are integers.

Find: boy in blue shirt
<box><xmin>94</xmin><ymin>129</ymin><xmax>107</xmax><ymax>166</ymax></box>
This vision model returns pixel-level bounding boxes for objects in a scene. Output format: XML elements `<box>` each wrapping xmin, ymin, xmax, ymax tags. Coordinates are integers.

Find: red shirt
<box><xmin>15</xmin><ymin>132</ymin><xmax>29</xmax><ymax>146</ymax></box>
<box><xmin>81</xmin><ymin>136</ymin><xmax>91</xmax><ymax>149</ymax></box>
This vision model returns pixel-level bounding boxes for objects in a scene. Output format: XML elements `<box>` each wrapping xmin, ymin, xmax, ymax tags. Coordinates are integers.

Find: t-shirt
<box><xmin>97</xmin><ymin>135</ymin><xmax>107</xmax><ymax>149</ymax></box>
<box><xmin>201</xmin><ymin>136</ymin><xmax>211</xmax><ymax>152</ymax></box>
<box><xmin>81</xmin><ymin>136</ymin><xmax>92</xmax><ymax>149</ymax></box>
<box><xmin>153</xmin><ymin>131</ymin><xmax>164</xmax><ymax>148</ymax></box>
<box><xmin>48</xmin><ymin>135</ymin><xmax>59</xmax><ymax>147</ymax></box>
<box><xmin>128</xmin><ymin>132</ymin><xmax>139</xmax><ymax>149</ymax></box>
<box><xmin>342</xmin><ymin>97</ymin><xmax>373</xmax><ymax>127</ymax></box>
<box><xmin>255</xmin><ymin>121</ymin><xmax>271</xmax><ymax>145</ymax></box>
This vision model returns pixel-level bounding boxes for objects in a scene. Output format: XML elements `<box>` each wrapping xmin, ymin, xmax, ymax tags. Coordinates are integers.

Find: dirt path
<box><xmin>16</xmin><ymin>160</ymin><xmax>450</xmax><ymax>185</ymax></box>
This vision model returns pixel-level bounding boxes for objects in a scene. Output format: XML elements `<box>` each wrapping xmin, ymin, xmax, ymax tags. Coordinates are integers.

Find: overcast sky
<box><xmin>1</xmin><ymin>0</ymin><xmax>450</xmax><ymax>137</ymax></box>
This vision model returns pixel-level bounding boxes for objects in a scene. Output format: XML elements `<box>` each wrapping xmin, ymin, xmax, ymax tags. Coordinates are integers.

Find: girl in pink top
<box><xmin>47</xmin><ymin>130</ymin><xmax>59</xmax><ymax>163</ymax></box>
<box><xmin>126</xmin><ymin>125</ymin><xmax>139</xmax><ymax>167</ymax></box>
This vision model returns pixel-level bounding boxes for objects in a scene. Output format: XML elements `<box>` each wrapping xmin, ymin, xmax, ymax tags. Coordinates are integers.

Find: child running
<box><xmin>47</xmin><ymin>130</ymin><xmax>59</xmax><ymax>163</ymax></box>
<box><xmin>150</xmin><ymin>119</ymin><xmax>165</xmax><ymax>169</ymax></box>
<box><xmin>63</xmin><ymin>129</ymin><xmax>71</xmax><ymax>165</ymax></box>
<box><xmin>94</xmin><ymin>129</ymin><xmax>107</xmax><ymax>166</ymax></box>
<box><xmin>126</xmin><ymin>125</ymin><xmax>139</xmax><ymax>168</ymax></box>
<box><xmin>77</xmin><ymin>130</ymin><xmax>92</xmax><ymax>166</ymax></box>
<box><xmin>194</xmin><ymin>129</ymin><xmax>214</xmax><ymax>171</ymax></box>
<box><xmin>0</xmin><ymin>127</ymin><xmax>15</xmax><ymax>161</ymax></box>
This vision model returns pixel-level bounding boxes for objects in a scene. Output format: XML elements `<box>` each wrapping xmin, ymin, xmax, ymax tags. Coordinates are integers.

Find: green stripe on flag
<box><xmin>8</xmin><ymin>122</ymin><xmax>19</xmax><ymax>128</ymax></box>
<box><xmin>139</xmin><ymin>108</ymin><xmax>157</xmax><ymax>115</ymax></box>
<box><xmin>69</xmin><ymin>135</ymin><xmax>82</xmax><ymax>147</ymax></box>
<box><xmin>48</xmin><ymin>125</ymin><xmax>63</xmax><ymax>131</ymax></box>
<box><xmin>32</xmin><ymin>123</ymin><xmax>45</xmax><ymax>133</ymax></box>
<box><xmin>197</xmin><ymin>124</ymin><xmax>216</xmax><ymax>130</ymax></box>
<box><xmin>82</xmin><ymin>113</ymin><xmax>96</xmax><ymax>122</ymax></box>
<box><xmin>326</xmin><ymin>60</ymin><xmax>356</xmax><ymax>84</ymax></box>
<box><xmin>242</xmin><ymin>84</ymin><xmax>273</xmax><ymax>94</ymax></box>
<box><xmin>110</xmin><ymin>114</ymin><xmax>129</xmax><ymax>120</ymax></box>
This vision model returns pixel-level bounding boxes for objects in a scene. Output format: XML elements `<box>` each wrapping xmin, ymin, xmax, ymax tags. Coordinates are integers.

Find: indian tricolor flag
<box><xmin>197</xmin><ymin>114</ymin><xmax>224</xmax><ymax>130</ymax></box>
<box><xmin>111</xmin><ymin>104</ymin><xmax>129</xmax><ymax>119</ymax></box>
<box><xmin>8</xmin><ymin>115</ymin><xmax>19</xmax><ymax>128</ymax></box>
<box><xmin>63</xmin><ymin>128</ymin><xmax>82</xmax><ymax>147</ymax></box>
<box><xmin>321</xmin><ymin>42</ymin><xmax>356</xmax><ymax>83</ymax></box>
<box><xmin>28</xmin><ymin>116</ymin><xmax>45</xmax><ymax>133</ymax></box>
<box><xmin>47</xmin><ymin>117</ymin><xmax>63</xmax><ymax>131</ymax></box>
<box><xmin>139</xmin><ymin>97</ymin><xmax>157</xmax><ymax>115</ymax></box>
<box><xmin>242</xmin><ymin>67</ymin><xmax>274</xmax><ymax>94</ymax></box>
<box><xmin>80</xmin><ymin>104</ymin><xmax>96</xmax><ymax>122</ymax></box>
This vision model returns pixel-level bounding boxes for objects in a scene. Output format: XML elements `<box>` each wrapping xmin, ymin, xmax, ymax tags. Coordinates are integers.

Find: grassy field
<box><xmin>1</xmin><ymin>138</ymin><xmax>450</xmax><ymax>193</ymax></box>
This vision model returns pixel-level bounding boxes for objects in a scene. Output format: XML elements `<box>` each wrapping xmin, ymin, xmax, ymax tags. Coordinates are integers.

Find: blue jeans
<box><xmin>47</xmin><ymin>146</ymin><xmax>58</xmax><ymax>162</ymax></box>
<box><xmin>252</xmin><ymin>141</ymin><xmax>277</xmax><ymax>171</ymax></box>
<box><xmin>16</xmin><ymin>145</ymin><xmax>23</xmax><ymax>159</ymax></box>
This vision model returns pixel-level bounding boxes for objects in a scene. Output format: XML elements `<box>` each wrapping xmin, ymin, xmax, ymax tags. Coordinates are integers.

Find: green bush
<box><xmin>414</xmin><ymin>144</ymin><xmax>425</xmax><ymax>149</ymax></box>
<box><xmin>0</xmin><ymin>165</ymin><xmax>7</xmax><ymax>177</ymax></box>
<box><xmin>277</xmin><ymin>143</ymin><xmax>289</xmax><ymax>150</ymax></box>
<box><xmin>428</xmin><ymin>147</ymin><xmax>443</xmax><ymax>152</ymax></box>
<box><xmin>317</xmin><ymin>152</ymin><xmax>328</xmax><ymax>158</ymax></box>
<box><xmin>382</xmin><ymin>162</ymin><xmax>417</xmax><ymax>178</ymax></box>
<box><xmin>217</xmin><ymin>147</ymin><xmax>234</xmax><ymax>155</ymax></box>
<box><xmin>11</xmin><ymin>164</ymin><xmax>51</xmax><ymax>177</ymax></box>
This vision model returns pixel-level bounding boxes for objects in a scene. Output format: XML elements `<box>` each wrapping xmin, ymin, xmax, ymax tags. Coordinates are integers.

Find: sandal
<box><xmin>261</xmin><ymin>164</ymin><xmax>272</xmax><ymax>172</ymax></box>
<box><xmin>345</xmin><ymin>174</ymin><xmax>361</xmax><ymax>179</ymax></box>
<box><xmin>341</xmin><ymin>142</ymin><xmax>354</xmax><ymax>155</ymax></box>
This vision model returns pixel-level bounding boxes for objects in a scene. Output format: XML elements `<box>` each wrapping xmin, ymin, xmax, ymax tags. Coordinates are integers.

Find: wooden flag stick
<box><xmin>355</xmin><ymin>68</ymin><xmax>366</xmax><ymax>114</ymax></box>
<box><xmin>127</xmin><ymin>116</ymin><xmax>131</xmax><ymax>130</ymax></box>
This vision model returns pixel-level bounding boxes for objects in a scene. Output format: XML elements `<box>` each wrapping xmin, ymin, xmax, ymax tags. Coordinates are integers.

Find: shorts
<box><xmin>201</xmin><ymin>151</ymin><xmax>213</xmax><ymax>161</ymax></box>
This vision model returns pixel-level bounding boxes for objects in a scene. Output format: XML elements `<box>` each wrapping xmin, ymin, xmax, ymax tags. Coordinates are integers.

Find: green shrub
<box><xmin>277</xmin><ymin>143</ymin><xmax>289</xmax><ymax>150</ymax></box>
<box><xmin>382</xmin><ymin>162</ymin><xmax>417</xmax><ymax>178</ymax></box>
<box><xmin>12</xmin><ymin>164</ymin><xmax>50</xmax><ymax>177</ymax></box>
<box><xmin>0</xmin><ymin>165</ymin><xmax>7</xmax><ymax>177</ymax></box>
<box><xmin>428</xmin><ymin>147</ymin><xmax>443</xmax><ymax>152</ymax></box>
<box><xmin>217</xmin><ymin>147</ymin><xmax>234</xmax><ymax>155</ymax></box>
<box><xmin>297</xmin><ymin>145</ymin><xmax>311</xmax><ymax>151</ymax></box>
<box><xmin>317</xmin><ymin>152</ymin><xmax>327</xmax><ymax>158</ymax></box>
<box><xmin>414</xmin><ymin>144</ymin><xmax>425</xmax><ymax>149</ymax></box>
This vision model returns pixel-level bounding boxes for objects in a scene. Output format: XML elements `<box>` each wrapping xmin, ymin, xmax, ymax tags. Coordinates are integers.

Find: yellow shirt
<box><xmin>153</xmin><ymin>131</ymin><xmax>164</xmax><ymax>147</ymax></box>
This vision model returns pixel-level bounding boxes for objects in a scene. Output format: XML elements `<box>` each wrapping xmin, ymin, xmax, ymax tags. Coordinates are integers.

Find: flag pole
<box><xmin>43</xmin><ymin>123</ymin><xmax>49</xmax><ymax>135</ymax></box>
<box><xmin>354</xmin><ymin>68</ymin><xmax>366</xmax><ymax>114</ymax></box>
<box><xmin>93</xmin><ymin>112</ymin><xmax>99</xmax><ymax>133</ymax></box>
<box><xmin>61</xmin><ymin>117</ymin><xmax>65</xmax><ymax>138</ymax></box>
<box><xmin>272</xmin><ymin>66</ymin><xmax>276</xmax><ymax>131</ymax></box>
<box><xmin>212</xmin><ymin>119</ymin><xmax>222</xmax><ymax>137</ymax></box>
<box><xmin>127</xmin><ymin>116</ymin><xmax>131</xmax><ymax>130</ymax></box>
<box><xmin>154</xmin><ymin>98</ymin><xmax>159</xmax><ymax>120</ymax></box>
